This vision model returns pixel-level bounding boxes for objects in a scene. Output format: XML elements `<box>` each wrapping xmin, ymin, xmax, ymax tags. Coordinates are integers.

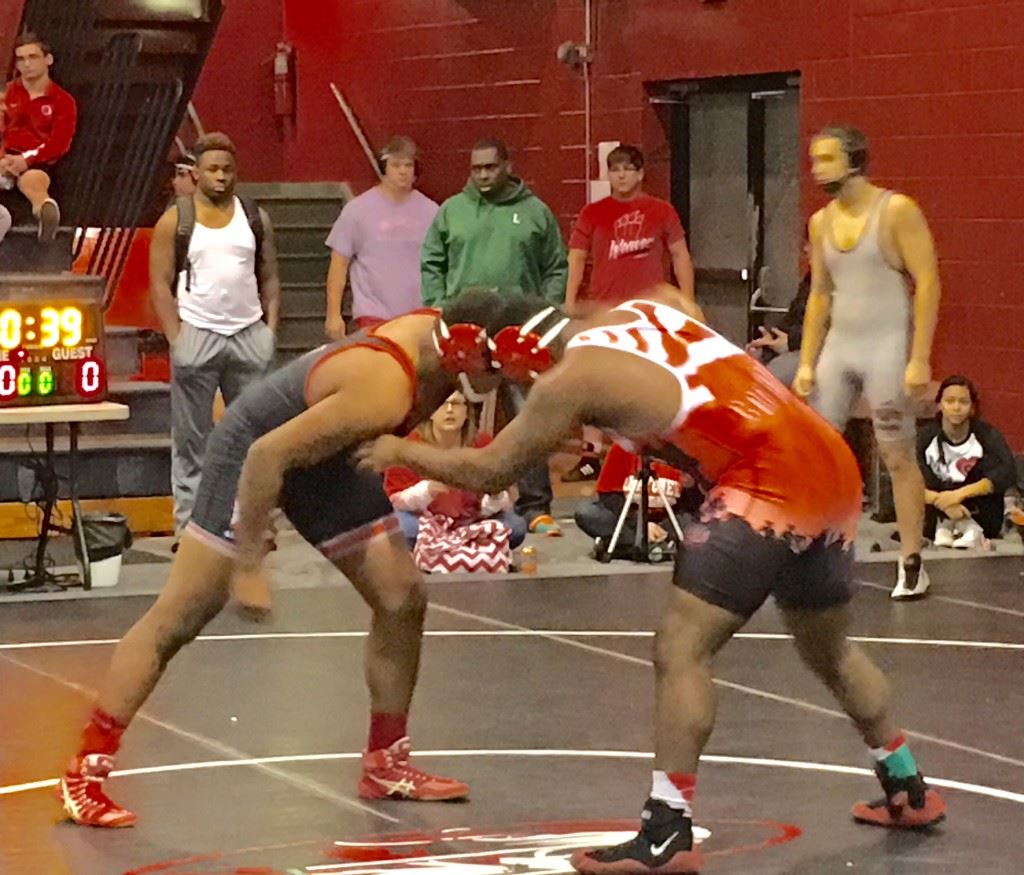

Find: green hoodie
<box><xmin>420</xmin><ymin>176</ymin><xmax>567</xmax><ymax>306</ymax></box>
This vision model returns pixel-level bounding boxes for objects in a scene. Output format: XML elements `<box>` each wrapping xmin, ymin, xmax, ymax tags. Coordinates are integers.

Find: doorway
<box><xmin>655</xmin><ymin>73</ymin><xmax>802</xmax><ymax>346</ymax></box>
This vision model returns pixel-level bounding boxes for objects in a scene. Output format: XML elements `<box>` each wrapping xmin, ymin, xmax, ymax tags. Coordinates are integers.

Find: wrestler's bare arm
<box><xmin>364</xmin><ymin>366</ymin><xmax>590</xmax><ymax>495</ymax></box>
<box><xmin>233</xmin><ymin>352</ymin><xmax>412</xmax><ymax>568</ymax></box>
<box><xmin>888</xmin><ymin>194</ymin><xmax>941</xmax><ymax>369</ymax></box>
<box><xmin>800</xmin><ymin>211</ymin><xmax>835</xmax><ymax>365</ymax></box>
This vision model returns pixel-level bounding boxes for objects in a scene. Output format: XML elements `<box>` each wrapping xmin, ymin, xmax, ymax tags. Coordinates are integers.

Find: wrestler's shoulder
<box><xmin>885</xmin><ymin>191</ymin><xmax>925</xmax><ymax>217</ymax></box>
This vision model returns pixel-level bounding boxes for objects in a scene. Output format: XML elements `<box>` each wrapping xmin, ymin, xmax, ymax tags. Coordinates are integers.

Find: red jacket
<box><xmin>2</xmin><ymin>78</ymin><xmax>78</xmax><ymax>167</ymax></box>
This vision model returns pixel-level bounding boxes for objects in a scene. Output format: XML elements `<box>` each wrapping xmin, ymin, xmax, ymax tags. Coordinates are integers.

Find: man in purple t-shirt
<box><xmin>325</xmin><ymin>136</ymin><xmax>439</xmax><ymax>338</ymax></box>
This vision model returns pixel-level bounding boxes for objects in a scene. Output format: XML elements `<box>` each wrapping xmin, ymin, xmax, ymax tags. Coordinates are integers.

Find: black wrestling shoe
<box><xmin>570</xmin><ymin>799</ymin><xmax>703</xmax><ymax>874</ymax></box>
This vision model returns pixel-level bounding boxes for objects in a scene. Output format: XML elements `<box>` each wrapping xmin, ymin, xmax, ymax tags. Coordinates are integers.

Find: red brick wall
<box><xmin>201</xmin><ymin>0</ymin><xmax>1024</xmax><ymax>448</ymax></box>
<box><xmin>190</xmin><ymin>0</ymin><xmax>285</xmax><ymax>180</ymax></box>
<box><xmin>1</xmin><ymin>1</ymin><xmax>26</xmax><ymax>79</ymax></box>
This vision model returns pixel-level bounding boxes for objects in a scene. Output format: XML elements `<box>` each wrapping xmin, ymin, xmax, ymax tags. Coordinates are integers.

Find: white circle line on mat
<box><xmin>2</xmin><ymin>630</ymin><xmax>1023</xmax><ymax>651</ymax></box>
<box><xmin>4</xmin><ymin>749</ymin><xmax>1023</xmax><ymax>805</ymax></box>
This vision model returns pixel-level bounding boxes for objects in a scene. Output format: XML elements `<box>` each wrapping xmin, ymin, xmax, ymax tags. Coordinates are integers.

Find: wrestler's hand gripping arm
<box><xmin>360</xmin><ymin>367</ymin><xmax>588</xmax><ymax>495</ymax></box>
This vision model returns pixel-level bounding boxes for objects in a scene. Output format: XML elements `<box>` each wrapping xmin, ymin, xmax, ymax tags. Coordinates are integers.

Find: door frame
<box><xmin>652</xmin><ymin>72</ymin><xmax>801</xmax><ymax>339</ymax></box>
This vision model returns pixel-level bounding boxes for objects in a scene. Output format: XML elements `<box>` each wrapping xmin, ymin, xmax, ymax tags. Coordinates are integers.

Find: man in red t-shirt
<box><xmin>566</xmin><ymin>145</ymin><xmax>694</xmax><ymax>316</ymax></box>
<box><xmin>563</xmin><ymin>145</ymin><xmax>695</xmax><ymax>480</ymax></box>
<box><xmin>0</xmin><ymin>32</ymin><xmax>77</xmax><ymax>241</ymax></box>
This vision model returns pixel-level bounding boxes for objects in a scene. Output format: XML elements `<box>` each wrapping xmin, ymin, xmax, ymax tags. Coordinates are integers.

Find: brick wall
<box><xmin>1</xmin><ymin>1</ymin><xmax>26</xmax><ymax>78</ymax></box>
<box><xmin>199</xmin><ymin>0</ymin><xmax>1024</xmax><ymax>449</ymax></box>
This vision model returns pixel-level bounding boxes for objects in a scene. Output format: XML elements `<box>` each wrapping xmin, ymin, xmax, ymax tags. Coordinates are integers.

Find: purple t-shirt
<box><xmin>325</xmin><ymin>188</ymin><xmax>439</xmax><ymax>320</ymax></box>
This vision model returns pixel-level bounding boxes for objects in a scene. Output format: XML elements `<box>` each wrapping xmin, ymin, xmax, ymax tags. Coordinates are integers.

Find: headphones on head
<box><xmin>433</xmin><ymin>307</ymin><xmax>570</xmax><ymax>385</ymax></box>
<box><xmin>378</xmin><ymin>152</ymin><xmax>421</xmax><ymax>178</ymax></box>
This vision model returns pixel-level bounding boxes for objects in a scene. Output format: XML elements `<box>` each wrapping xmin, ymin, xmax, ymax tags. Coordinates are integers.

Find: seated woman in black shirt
<box><xmin>917</xmin><ymin>375</ymin><xmax>1017</xmax><ymax>548</ymax></box>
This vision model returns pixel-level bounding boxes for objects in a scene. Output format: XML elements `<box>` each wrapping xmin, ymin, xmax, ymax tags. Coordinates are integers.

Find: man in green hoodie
<box><xmin>421</xmin><ymin>138</ymin><xmax>568</xmax><ymax>534</ymax></box>
<box><xmin>420</xmin><ymin>138</ymin><xmax>568</xmax><ymax>306</ymax></box>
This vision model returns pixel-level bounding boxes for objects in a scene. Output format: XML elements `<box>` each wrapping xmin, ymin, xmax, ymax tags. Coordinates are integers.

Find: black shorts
<box><xmin>186</xmin><ymin>415</ymin><xmax>397</xmax><ymax>561</ymax></box>
<box><xmin>673</xmin><ymin>515</ymin><xmax>855</xmax><ymax>618</ymax></box>
<box><xmin>0</xmin><ymin>155</ymin><xmax>65</xmax><ymax>224</ymax></box>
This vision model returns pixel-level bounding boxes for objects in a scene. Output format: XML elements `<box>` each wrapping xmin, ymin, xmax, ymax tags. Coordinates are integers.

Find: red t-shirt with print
<box><xmin>569</xmin><ymin>194</ymin><xmax>685</xmax><ymax>304</ymax></box>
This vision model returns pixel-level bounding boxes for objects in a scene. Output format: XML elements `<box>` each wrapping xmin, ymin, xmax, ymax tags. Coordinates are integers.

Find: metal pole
<box><xmin>329</xmin><ymin>82</ymin><xmax>383</xmax><ymax>181</ymax></box>
<box><xmin>69</xmin><ymin>423</ymin><xmax>91</xmax><ymax>590</ymax></box>
<box><xmin>584</xmin><ymin>0</ymin><xmax>593</xmax><ymax>203</ymax></box>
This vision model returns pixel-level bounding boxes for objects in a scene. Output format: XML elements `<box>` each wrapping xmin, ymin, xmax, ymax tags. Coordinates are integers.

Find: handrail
<box><xmin>67</xmin><ymin>32</ymin><xmax>142</xmax><ymax>236</ymax></box>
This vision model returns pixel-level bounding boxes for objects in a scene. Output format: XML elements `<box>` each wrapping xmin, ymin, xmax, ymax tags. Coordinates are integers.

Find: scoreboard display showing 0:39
<box><xmin>0</xmin><ymin>275</ymin><xmax>108</xmax><ymax>407</ymax></box>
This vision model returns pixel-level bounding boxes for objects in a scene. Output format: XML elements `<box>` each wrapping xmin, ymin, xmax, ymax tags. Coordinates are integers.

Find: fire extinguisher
<box><xmin>273</xmin><ymin>41</ymin><xmax>295</xmax><ymax>120</ymax></box>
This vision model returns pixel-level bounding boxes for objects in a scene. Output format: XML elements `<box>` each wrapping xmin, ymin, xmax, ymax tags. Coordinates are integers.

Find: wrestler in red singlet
<box><xmin>567</xmin><ymin>299</ymin><xmax>863</xmax><ymax>548</ymax></box>
<box><xmin>365</xmin><ymin>292</ymin><xmax>946</xmax><ymax>875</ymax></box>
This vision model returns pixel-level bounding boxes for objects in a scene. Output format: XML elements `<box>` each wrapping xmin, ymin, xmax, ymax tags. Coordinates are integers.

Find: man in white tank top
<box><xmin>150</xmin><ymin>133</ymin><xmax>281</xmax><ymax>537</ymax></box>
<box><xmin>795</xmin><ymin>126</ymin><xmax>942</xmax><ymax>601</ymax></box>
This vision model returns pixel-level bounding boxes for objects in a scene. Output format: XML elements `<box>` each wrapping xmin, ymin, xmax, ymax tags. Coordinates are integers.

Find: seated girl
<box><xmin>917</xmin><ymin>375</ymin><xmax>1018</xmax><ymax>549</ymax></box>
<box><xmin>384</xmin><ymin>392</ymin><xmax>527</xmax><ymax>570</ymax></box>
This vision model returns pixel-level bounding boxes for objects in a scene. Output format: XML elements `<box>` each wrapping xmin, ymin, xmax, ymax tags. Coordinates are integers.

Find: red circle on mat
<box><xmin>125</xmin><ymin>818</ymin><xmax>801</xmax><ymax>874</ymax></box>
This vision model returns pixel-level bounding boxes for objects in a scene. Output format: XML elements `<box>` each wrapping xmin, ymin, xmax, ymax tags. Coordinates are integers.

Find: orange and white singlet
<box><xmin>567</xmin><ymin>300</ymin><xmax>863</xmax><ymax>544</ymax></box>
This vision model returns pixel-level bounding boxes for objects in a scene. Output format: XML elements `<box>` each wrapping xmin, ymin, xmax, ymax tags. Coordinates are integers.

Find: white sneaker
<box><xmin>891</xmin><ymin>555</ymin><xmax>930</xmax><ymax>600</ymax></box>
<box><xmin>952</xmin><ymin>519</ymin><xmax>984</xmax><ymax>550</ymax></box>
<box><xmin>933</xmin><ymin>519</ymin><xmax>956</xmax><ymax>548</ymax></box>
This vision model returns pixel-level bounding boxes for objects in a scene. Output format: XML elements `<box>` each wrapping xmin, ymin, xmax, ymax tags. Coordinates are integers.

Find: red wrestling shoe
<box><xmin>852</xmin><ymin>768</ymin><xmax>946</xmax><ymax>829</ymax></box>
<box><xmin>358</xmin><ymin>737</ymin><xmax>469</xmax><ymax>801</ymax></box>
<box><xmin>59</xmin><ymin>754</ymin><xmax>137</xmax><ymax>828</ymax></box>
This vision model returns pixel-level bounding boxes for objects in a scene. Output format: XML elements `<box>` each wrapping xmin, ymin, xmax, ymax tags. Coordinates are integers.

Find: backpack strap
<box><xmin>173</xmin><ymin>196</ymin><xmax>196</xmax><ymax>297</ymax></box>
<box><xmin>238</xmin><ymin>195</ymin><xmax>265</xmax><ymax>292</ymax></box>
<box><xmin>172</xmin><ymin>195</ymin><xmax>265</xmax><ymax>297</ymax></box>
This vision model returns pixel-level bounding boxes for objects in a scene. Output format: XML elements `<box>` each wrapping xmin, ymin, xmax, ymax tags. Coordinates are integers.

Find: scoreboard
<box><xmin>0</xmin><ymin>274</ymin><xmax>108</xmax><ymax>407</ymax></box>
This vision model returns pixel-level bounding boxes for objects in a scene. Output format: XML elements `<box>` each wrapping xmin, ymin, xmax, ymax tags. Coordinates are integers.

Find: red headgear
<box><xmin>432</xmin><ymin>307</ymin><xmax>570</xmax><ymax>384</ymax></box>
<box><xmin>490</xmin><ymin>306</ymin><xmax>570</xmax><ymax>383</ymax></box>
<box><xmin>432</xmin><ymin>320</ymin><xmax>490</xmax><ymax>375</ymax></box>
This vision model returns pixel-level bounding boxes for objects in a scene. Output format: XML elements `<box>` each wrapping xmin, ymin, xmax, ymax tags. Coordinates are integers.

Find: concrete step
<box><xmin>278</xmin><ymin>315</ymin><xmax>325</xmax><ymax>349</ymax></box>
<box><xmin>240</xmin><ymin>182</ymin><xmax>353</xmax><ymax>199</ymax></box>
<box><xmin>256</xmin><ymin>198</ymin><xmax>345</xmax><ymax>228</ymax></box>
<box><xmin>278</xmin><ymin>251</ymin><xmax>331</xmax><ymax>285</ymax></box>
<box><xmin>275</xmin><ymin>224</ymin><xmax>332</xmax><ymax>254</ymax></box>
<box><xmin>94</xmin><ymin>381</ymin><xmax>169</xmax><ymax>435</ymax></box>
<box><xmin>106</xmin><ymin>326</ymin><xmax>143</xmax><ymax>378</ymax></box>
<box><xmin>282</xmin><ymin>300</ymin><xmax>326</xmax><ymax>320</ymax></box>
<box><xmin>0</xmin><ymin>381</ymin><xmax>171</xmax><ymax>439</ymax></box>
<box><xmin>281</xmin><ymin>282</ymin><xmax>326</xmax><ymax>315</ymax></box>
<box><xmin>0</xmin><ymin>431</ymin><xmax>171</xmax><ymax>501</ymax></box>
<box><xmin>0</xmin><ymin>228</ymin><xmax>75</xmax><ymax>272</ymax></box>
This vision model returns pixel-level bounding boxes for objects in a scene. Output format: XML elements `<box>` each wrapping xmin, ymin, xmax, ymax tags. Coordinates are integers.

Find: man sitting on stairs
<box><xmin>150</xmin><ymin>132</ymin><xmax>281</xmax><ymax>546</ymax></box>
<box><xmin>0</xmin><ymin>32</ymin><xmax>77</xmax><ymax>242</ymax></box>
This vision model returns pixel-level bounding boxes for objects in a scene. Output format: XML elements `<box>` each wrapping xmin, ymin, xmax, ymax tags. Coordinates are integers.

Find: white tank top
<box><xmin>176</xmin><ymin>197</ymin><xmax>263</xmax><ymax>335</ymax></box>
<box><xmin>821</xmin><ymin>191</ymin><xmax>909</xmax><ymax>337</ymax></box>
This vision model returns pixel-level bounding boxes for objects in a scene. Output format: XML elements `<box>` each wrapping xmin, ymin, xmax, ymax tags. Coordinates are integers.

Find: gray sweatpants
<box><xmin>170</xmin><ymin>320</ymin><xmax>276</xmax><ymax>534</ymax></box>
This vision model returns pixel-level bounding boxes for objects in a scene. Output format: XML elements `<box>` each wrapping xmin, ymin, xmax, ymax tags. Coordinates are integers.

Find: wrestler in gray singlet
<box><xmin>186</xmin><ymin>330</ymin><xmax>409</xmax><ymax>557</ymax></box>
<box><xmin>813</xmin><ymin>191</ymin><xmax>914</xmax><ymax>441</ymax></box>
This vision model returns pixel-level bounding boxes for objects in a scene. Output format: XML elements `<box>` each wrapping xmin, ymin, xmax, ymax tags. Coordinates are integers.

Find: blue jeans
<box><xmin>397</xmin><ymin>510</ymin><xmax>528</xmax><ymax>549</ymax></box>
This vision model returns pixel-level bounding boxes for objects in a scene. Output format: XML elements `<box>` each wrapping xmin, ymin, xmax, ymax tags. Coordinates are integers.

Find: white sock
<box><xmin>650</xmin><ymin>770</ymin><xmax>694</xmax><ymax>816</ymax></box>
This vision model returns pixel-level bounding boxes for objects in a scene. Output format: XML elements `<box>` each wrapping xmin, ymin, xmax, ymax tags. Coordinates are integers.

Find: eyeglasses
<box><xmin>444</xmin><ymin>399</ymin><xmax>467</xmax><ymax>409</ymax></box>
